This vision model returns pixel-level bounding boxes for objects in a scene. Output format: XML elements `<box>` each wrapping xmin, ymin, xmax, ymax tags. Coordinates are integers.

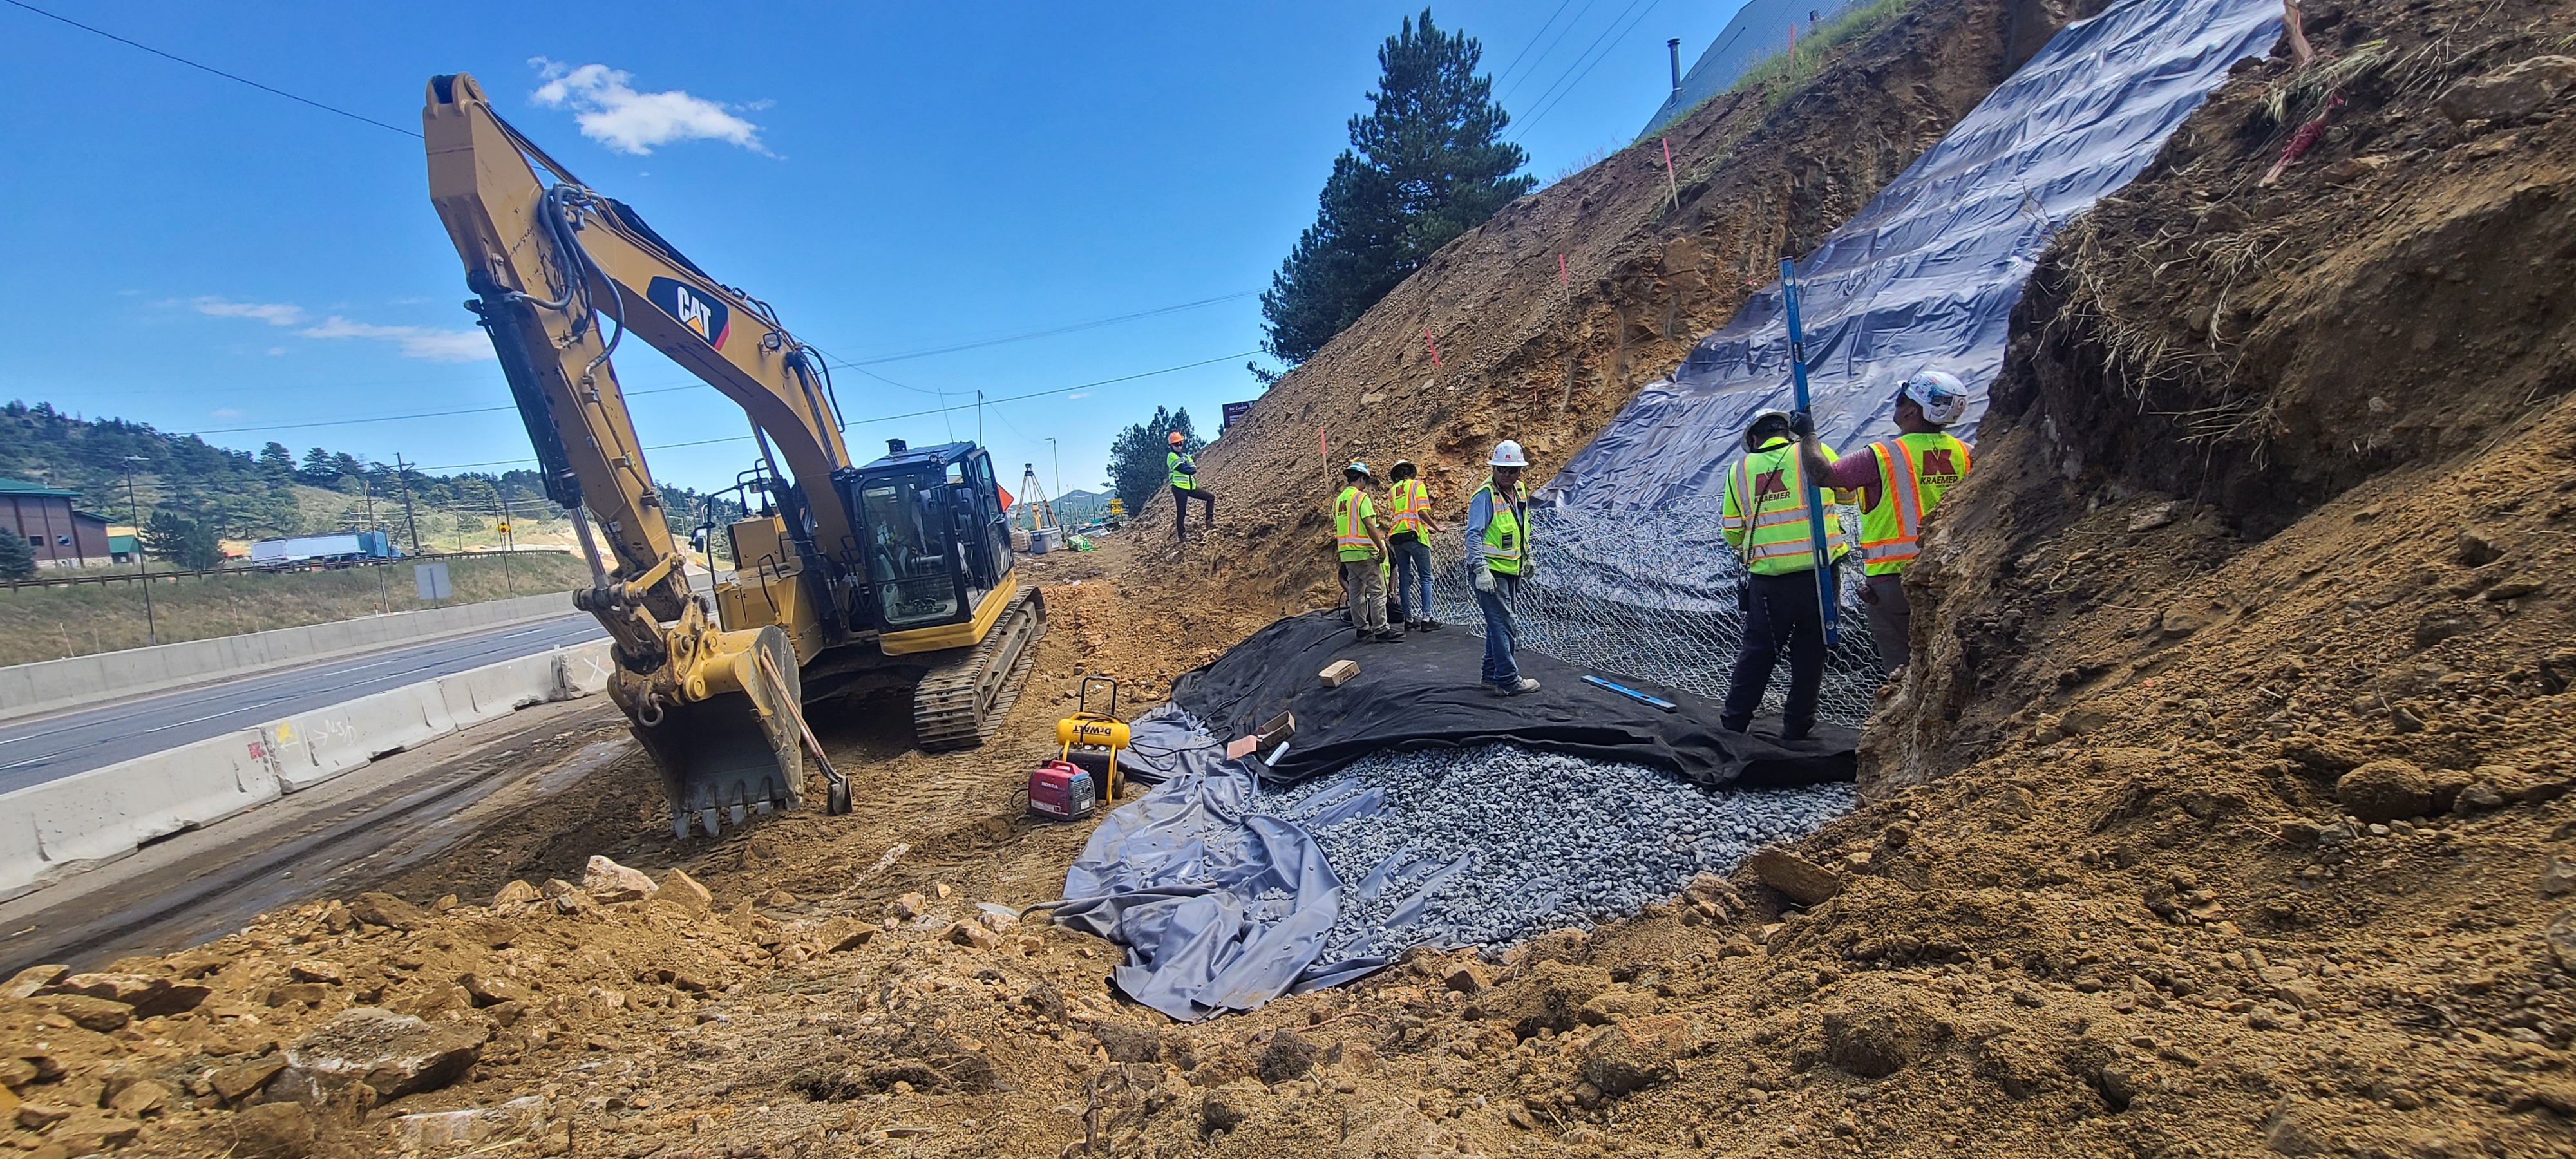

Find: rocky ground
<box><xmin>8</xmin><ymin>0</ymin><xmax>2576</xmax><ymax>1154</ymax></box>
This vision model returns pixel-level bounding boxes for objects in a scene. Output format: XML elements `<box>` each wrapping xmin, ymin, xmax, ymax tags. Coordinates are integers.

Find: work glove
<box><xmin>1473</xmin><ymin>563</ymin><xmax>1495</xmax><ymax>593</ymax></box>
<box><xmin>1787</xmin><ymin>411</ymin><xmax>1816</xmax><ymax>440</ymax></box>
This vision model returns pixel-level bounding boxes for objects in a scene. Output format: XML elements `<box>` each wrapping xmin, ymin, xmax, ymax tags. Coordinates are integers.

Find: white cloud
<box><xmin>528</xmin><ymin>58</ymin><xmax>770</xmax><ymax>156</ymax></box>
<box><xmin>193</xmin><ymin>297</ymin><xmax>306</xmax><ymax>326</ymax></box>
<box><xmin>1066</xmin><ymin>392</ymin><xmax>1091</xmax><ymax>400</ymax></box>
<box><xmin>298</xmin><ymin>317</ymin><xmax>489</xmax><ymax>363</ymax></box>
<box><xmin>209</xmin><ymin>408</ymin><xmax>243</xmax><ymax>420</ymax></box>
<box><xmin>191</xmin><ymin>296</ymin><xmax>487</xmax><ymax>362</ymax></box>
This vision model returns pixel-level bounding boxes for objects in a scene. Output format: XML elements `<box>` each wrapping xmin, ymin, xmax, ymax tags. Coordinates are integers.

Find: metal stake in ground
<box><xmin>1779</xmin><ymin>257</ymin><xmax>1839</xmax><ymax>648</ymax></box>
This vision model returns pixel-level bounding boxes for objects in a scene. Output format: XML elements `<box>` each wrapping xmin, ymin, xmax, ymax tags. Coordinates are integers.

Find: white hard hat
<box><xmin>1898</xmin><ymin>370</ymin><xmax>1969</xmax><ymax>426</ymax></box>
<box><xmin>1345</xmin><ymin>460</ymin><xmax>1372</xmax><ymax>476</ymax></box>
<box><xmin>1489</xmin><ymin>440</ymin><xmax>1528</xmax><ymax>468</ymax></box>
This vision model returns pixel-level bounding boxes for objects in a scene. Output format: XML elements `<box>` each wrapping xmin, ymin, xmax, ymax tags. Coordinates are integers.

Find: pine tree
<box><xmin>1104</xmin><ymin>406</ymin><xmax>1201</xmax><ymax>520</ymax></box>
<box><xmin>142</xmin><ymin>510</ymin><xmax>222</xmax><ymax>570</ymax></box>
<box><xmin>1260</xmin><ymin>8</ymin><xmax>1533</xmax><ymax>366</ymax></box>
<box><xmin>0</xmin><ymin>523</ymin><xmax>35</xmax><ymax>580</ymax></box>
<box><xmin>258</xmin><ymin>442</ymin><xmax>294</xmax><ymax>478</ymax></box>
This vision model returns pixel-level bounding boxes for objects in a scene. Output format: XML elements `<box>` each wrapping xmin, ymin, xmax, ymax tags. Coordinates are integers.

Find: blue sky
<box><xmin>0</xmin><ymin>0</ymin><xmax>1749</xmax><ymax>498</ymax></box>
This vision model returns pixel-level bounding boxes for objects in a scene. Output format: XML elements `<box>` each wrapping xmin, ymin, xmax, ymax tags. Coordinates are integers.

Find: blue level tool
<box><xmin>1584</xmin><ymin>675</ymin><xmax>1678</xmax><ymax>712</ymax></box>
<box><xmin>1779</xmin><ymin>257</ymin><xmax>1841</xmax><ymax>648</ymax></box>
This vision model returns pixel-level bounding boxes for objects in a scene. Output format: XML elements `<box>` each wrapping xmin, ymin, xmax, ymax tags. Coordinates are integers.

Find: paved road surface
<box><xmin>0</xmin><ymin>612</ymin><xmax>605</xmax><ymax>795</ymax></box>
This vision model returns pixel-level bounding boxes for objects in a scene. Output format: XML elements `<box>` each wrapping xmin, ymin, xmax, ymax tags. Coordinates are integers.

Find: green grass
<box><xmin>0</xmin><ymin>552</ymin><xmax>592</xmax><ymax>667</ymax></box>
<box><xmin>1727</xmin><ymin>0</ymin><xmax>1917</xmax><ymax>110</ymax></box>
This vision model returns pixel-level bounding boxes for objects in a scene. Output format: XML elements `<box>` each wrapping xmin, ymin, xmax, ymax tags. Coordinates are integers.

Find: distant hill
<box><xmin>0</xmin><ymin>399</ymin><xmax>741</xmax><ymax>561</ymax></box>
<box><xmin>1014</xmin><ymin>488</ymin><xmax>1114</xmax><ymax>529</ymax></box>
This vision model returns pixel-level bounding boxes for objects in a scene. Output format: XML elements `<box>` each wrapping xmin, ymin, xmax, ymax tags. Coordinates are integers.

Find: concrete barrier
<box><xmin>437</xmin><ymin>654</ymin><xmax>560</xmax><ymax>730</ymax></box>
<box><xmin>265</xmin><ymin>684</ymin><xmax>458</xmax><ymax>792</ymax></box>
<box><xmin>0</xmin><ymin>811</ymin><xmax>44</xmax><ymax>903</ymax></box>
<box><xmin>0</xmin><ymin>590</ymin><xmax>577</xmax><ymax>725</ymax></box>
<box><xmin>0</xmin><ymin>641</ymin><xmax>620</xmax><ymax>898</ymax></box>
<box><xmin>0</xmin><ymin>728</ymin><xmax>282</xmax><ymax>898</ymax></box>
<box><xmin>554</xmin><ymin>641</ymin><xmax>614</xmax><ymax>699</ymax></box>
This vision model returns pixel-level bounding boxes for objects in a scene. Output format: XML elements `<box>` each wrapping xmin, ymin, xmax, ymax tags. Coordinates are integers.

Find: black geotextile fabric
<box><xmin>1164</xmin><ymin>611</ymin><xmax>1857</xmax><ymax>787</ymax></box>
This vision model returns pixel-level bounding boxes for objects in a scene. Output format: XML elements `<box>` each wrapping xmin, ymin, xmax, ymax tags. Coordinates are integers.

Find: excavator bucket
<box><xmin>627</xmin><ymin>626</ymin><xmax>805</xmax><ymax>839</ymax></box>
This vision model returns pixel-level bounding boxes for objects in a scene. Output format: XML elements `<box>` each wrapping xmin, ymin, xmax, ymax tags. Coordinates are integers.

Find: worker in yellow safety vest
<box><xmin>1718</xmin><ymin>410</ymin><xmax>1855</xmax><ymax>741</ymax></box>
<box><xmin>1465</xmin><ymin>441</ymin><xmax>1539</xmax><ymax>695</ymax></box>
<box><xmin>1386</xmin><ymin>459</ymin><xmax>1443</xmax><ymax>631</ymax></box>
<box><xmin>1797</xmin><ymin>370</ymin><xmax>1973</xmax><ymax>675</ymax></box>
<box><xmin>1334</xmin><ymin>461</ymin><xmax>1401</xmax><ymax>643</ymax></box>
<box><xmin>1168</xmin><ymin>431</ymin><xmax>1214</xmax><ymax>542</ymax></box>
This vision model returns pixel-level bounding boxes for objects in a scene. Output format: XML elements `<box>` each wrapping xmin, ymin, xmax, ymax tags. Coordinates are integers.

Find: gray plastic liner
<box><xmin>1553</xmin><ymin>0</ymin><xmax>2280</xmax><ymax>514</ymax></box>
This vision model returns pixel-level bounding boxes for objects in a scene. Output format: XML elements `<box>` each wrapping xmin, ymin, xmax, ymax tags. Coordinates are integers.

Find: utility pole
<box><xmin>120</xmin><ymin>456</ymin><xmax>156</xmax><ymax>646</ymax></box>
<box><xmin>364</xmin><ymin>475</ymin><xmax>386</xmax><ymax>615</ymax></box>
<box><xmin>1047</xmin><ymin>437</ymin><xmax>1061</xmax><ymax>505</ymax></box>
<box><xmin>393</xmin><ymin>453</ymin><xmax>423</xmax><ymax>554</ymax></box>
<box><xmin>498</xmin><ymin>479</ymin><xmax>516</xmax><ymax>596</ymax></box>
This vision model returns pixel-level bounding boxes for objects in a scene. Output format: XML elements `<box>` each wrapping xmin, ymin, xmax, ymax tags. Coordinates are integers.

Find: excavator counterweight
<box><xmin>422</xmin><ymin>73</ymin><xmax>1043</xmax><ymax>837</ymax></box>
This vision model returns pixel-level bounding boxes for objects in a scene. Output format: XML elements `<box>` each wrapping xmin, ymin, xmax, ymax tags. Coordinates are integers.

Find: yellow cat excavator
<box><xmin>422</xmin><ymin>73</ymin><xmax>1045</xmax><ymax>837</ymax></box>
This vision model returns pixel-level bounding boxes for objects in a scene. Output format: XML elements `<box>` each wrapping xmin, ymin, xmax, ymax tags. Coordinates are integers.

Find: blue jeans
<box><xmin>1390</xmin><ymin>536</ymin><xmax>1434</xmax><ymax>623</ymax></box>
<box><xmin>1473</xmin><ymin>574</ymin><xmax>1520</xmax><ymax>686</ymax></box>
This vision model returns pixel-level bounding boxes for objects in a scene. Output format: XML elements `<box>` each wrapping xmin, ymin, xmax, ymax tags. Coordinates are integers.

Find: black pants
<box><xmin>1720</xmin><ymin>562</ymin><xmax>1839</xmax><ymax>739</ymax></box>
<box><xmin>1172</xmin><ymin>484</ymin><xmax>1213</xmax><ymax>538</ymax></box>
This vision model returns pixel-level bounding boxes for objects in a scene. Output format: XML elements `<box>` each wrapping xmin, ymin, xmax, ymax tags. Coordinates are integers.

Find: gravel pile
<box><xmin>1256</xmin><ymin>744</ymin><xmax>1853</xmax><ymax>962</ymax></box>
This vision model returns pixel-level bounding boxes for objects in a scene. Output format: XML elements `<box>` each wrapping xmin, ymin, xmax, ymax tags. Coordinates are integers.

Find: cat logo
<box><xmin>646</xmin><ymin>276</ymin><xmax>730</xmax><ymax>350</ymax></box>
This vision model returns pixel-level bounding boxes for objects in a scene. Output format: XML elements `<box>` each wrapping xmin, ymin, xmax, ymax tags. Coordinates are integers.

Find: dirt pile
<box><xmin>1151</xmin><ymin>0</ymin><xmax>2090</xmax><ymax>612</ymax></box>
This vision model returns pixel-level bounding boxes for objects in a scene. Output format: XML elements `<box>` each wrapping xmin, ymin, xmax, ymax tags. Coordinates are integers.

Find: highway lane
<box><xmin>0</xmin><ymin>612</ymin><xmax>606</xmax><ymax>795</ymax></box>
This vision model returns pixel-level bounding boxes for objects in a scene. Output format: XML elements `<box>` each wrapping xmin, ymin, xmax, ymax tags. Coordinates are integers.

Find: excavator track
<box><xmin>913</xmin><ymin>586</ymin><xmax>1047</xmax><ymax>751</ymax></box>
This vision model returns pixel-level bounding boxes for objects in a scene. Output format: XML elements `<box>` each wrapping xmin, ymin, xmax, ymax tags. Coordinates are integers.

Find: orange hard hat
<box><xmin>1168</xmin><ymin>431</ymin><xmax>1185</xmax><ymax>444</ymax></box>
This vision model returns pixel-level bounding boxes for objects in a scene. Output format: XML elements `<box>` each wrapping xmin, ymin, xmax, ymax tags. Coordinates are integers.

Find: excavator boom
<box><xmin>422</xmin><ymin>72</ymin><xmax>1045</xmax><ymax>836</ymax></box>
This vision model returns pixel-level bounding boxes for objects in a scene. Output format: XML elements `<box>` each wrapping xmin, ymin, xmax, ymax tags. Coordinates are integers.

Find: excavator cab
<box><xmin>839</xmin><ymin>440</ymin><xmax>1015</xmax><ymax>643</ymax></box>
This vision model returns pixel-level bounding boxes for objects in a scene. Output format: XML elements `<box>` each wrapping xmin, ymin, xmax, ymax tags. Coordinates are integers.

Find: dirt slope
<box><xmin>1153</xmin><ymin>0</ymin><xmax>2085</xmax><ymax>610</ymax></box>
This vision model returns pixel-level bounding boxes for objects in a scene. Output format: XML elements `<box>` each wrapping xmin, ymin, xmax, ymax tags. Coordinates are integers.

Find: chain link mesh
<box><xmin>1381</xmin><ymin>500</ymin><xmax>1884</xmax><ymax>726</ymax></box>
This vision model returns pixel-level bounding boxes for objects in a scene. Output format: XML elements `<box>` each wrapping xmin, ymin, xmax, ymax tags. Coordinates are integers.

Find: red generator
<box><xmin>1027</xmin><ymin>760</ymin><xmax>1098</xmax><ymax>821</ymax></box>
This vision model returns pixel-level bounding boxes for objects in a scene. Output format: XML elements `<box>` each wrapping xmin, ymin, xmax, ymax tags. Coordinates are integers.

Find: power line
<box><xmin>2</xmin><ymin>0</ymin><xmax>420</xmax><ymax>138</ymax></box>
<box><xmin>408</xmin><ymin>350</ymin><xmax>1256</xmax><ymax>473</ymax></box>
<box><xmin>1498</xmin><ymin>0</ymin><xmax>1606</xmax><ymax>107</ymax></box>
<box><xmin>1490</xmin><ymin>0</ymin><xmax>1586</xmax><ymax>93</ymax></box>
<box><xmin>820</xmin><ymin>290</ymin><xmax>1256</xmax><ymax>367</ymax></box>
<box><xmin>185</xmin><ymin>384</ymin><xmax>702</xmax><ymax>436</ymax></box>
<box><xmin>1516</xmin><ymin>0</ymin><xmax>1671</xmax><ymax>137</ymax></box>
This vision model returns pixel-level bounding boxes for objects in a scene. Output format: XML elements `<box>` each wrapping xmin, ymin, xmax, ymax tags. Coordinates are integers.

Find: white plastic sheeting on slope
<box><xmin>1551</xmin><ymin>0</ymin><xmax>2282</xmax><ymax>514</ymax></box>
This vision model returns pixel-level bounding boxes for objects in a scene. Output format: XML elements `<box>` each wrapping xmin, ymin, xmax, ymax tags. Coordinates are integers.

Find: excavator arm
<box><xmin>423</xmin><ymin>72</ymin><xmax>856</xmax><ymax>834</ymax></box>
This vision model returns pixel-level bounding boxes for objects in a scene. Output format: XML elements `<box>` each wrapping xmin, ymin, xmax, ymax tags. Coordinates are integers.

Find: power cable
<box><xmin>823</xmin><ymin>290</ymin><xmax>1256</xmax><ymax>367</ymax></box>
<box><xmin>1</xmin><ymin>0</ymin><xmax>420</xmax><ymax>138</ymax></box>
<box><xmin>1515</xmin><ymin>0</ymin><xmax>1671</xmax><ymax>137</ymax></box>
<box><xmin>185</xmin><ymin>383</ymin><xmax>701</xmax><ymax>436</ymax></box>
<box><xmin>402</xmin><ymin>349</ymin><xmax>1257</xmax><ymax>472</ymax></box>
<box><xmin>1490</xmin><ymin>0</ymin><xmax>1585</xmax><ymax>93</ymax></box>
<box><xmin>1497</xmin><ymin>0</ymin><xmax>1607</xmax><ymax>107</ymax></box>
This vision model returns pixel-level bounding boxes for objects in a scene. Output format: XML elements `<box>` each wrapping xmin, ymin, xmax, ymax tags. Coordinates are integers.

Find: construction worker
<box><xmin>1333</xmin><ymin>462</ymin><xmax>1401</xmax><ymax>643</ymax></box>
<box><xmin>1168</xmin><ymin>431</ymin><xmax>1214</xmax><ymax>541</ymax></box>
<box><xmin>1718</xmin><ymin>411</ymin><xmax>1853</xmax><ymax>742</ymax></box>
<box><xmin>1466</xmin><ymin>441</ymin><xmax>1539</xmax><ymax>695</ymax></box>
<box><xmin>1797</xmin><ymin>370</ymin><xmax>1973</xmax><ymax>675</ymax></box>
<box><xmin>1386</xmin><ymin>460</ymin><xmax>1442</xmax><ymax>630</ymax></box>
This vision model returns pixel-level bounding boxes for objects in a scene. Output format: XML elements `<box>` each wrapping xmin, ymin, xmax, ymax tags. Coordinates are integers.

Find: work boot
<box><xmin>1414</xmin><ymin>617</ymin><xmax>1441</xmax><ymax>631</ymax></box>
<box><xmin>1372</xmin><ymin>628</ymin><xmax>1406</xmax><ymax>643</ymax></box>
<box><xmin>1491</xmin><ymin>677</ymin><xmax>1540</xmax><ymax>696</ymax></box>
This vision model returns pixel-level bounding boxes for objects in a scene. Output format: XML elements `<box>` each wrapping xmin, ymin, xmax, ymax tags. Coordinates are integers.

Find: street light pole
<box><xmin>120</xmin><ymin>456</ymin><xmax>156</xmax><ymax>646</ymax></box>
<box><xmin>1047</xmin><ymin>437</ymin><xmax>1060</xmax><ymax>507</ymax></box>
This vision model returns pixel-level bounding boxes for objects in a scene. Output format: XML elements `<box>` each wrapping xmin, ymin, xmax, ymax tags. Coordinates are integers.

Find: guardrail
<box><xmin>0</xmin><ymin>639</ymin><xmax>615</xmax><ymax>902</ymax></box>
<box><xmin>1</xmin><ymin>547</ymin><xmax>576</xmax><ymax>592</ymax></box>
